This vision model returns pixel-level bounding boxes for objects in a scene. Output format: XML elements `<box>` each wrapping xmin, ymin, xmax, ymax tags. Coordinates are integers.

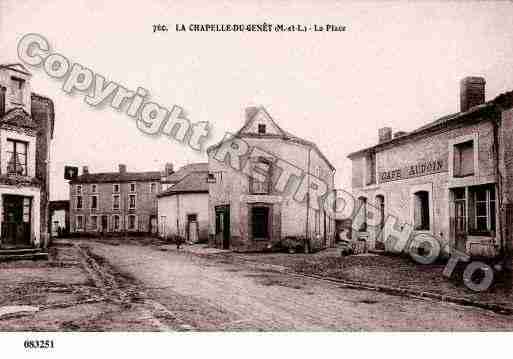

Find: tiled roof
<box><xmin>163</xmin><ymin>163</ymin><xmax>208</xmax><ymax>183</ymax></box>
<box><xmin>158</xmin><ymin>171</ymin><xmax>209</xmax><ymax>197</ymax></box>
<box><xmin>71</xmin><ymin>171</ymin><xmax>162</xmax><ymax>184</ymax></box>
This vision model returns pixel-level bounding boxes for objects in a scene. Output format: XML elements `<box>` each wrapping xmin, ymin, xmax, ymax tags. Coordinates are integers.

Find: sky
<box><xmin>1</xmin><ymin>0</ymin><xmax>513</xmax><ymax>200</ymax></box>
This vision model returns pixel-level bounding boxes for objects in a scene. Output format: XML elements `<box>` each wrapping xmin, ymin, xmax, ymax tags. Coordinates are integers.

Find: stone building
<box><xmin>69</xmin><ymin>164</ymin><xmax>168</xmax><ymax>235</ymax></box>
<box><xmin>157</xmin><ymin>164</ymin><xmax>209</xmax><ymax>243</ymax></box>
<box><xmin>207</xmin><ymin>106</ymin><xmax>336</xmax><ymax>252</ymax></box>
<box><xmin>0</xmin><ymin>63</ymin><xmax>54</xmax><ymax>255</ymax></box>
<box><xmin>348</xmin><ymin>77</ymin><xmax>513</xmax><ymax>258</ymax></box>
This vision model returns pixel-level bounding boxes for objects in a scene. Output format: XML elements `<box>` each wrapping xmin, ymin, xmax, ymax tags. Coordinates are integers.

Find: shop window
<box><xmin>469</xmin><ymin>185</ymin><xmax>496</xmax><ymax>235</ymax></box>
<box><xmin>413</xmin><ymin>191</ymin><xmax>430</xmax><ymax>231</ymax></box>
<box><xmin>250</xmin><ymin>157</ymin><xmax>271</xmax><ymax>194</ymax></box>
<box><xmin>453</xmin><ymin>188</ymin><xmax>467</xmax><ymax>233</ymax></box>
<box><xmin>357</xmin><ymin>196</ymin><xmax>367</xmax><ymax>232</ymax></box>
<box><xmin>251</xmin><ymin>206</ymin><xmax>269</xmax><ymax>239</ymax></box>
<box><xmin>453</xmin><ymin>140</ymin><xmax>474</xmax><ymax>177</ymax></box>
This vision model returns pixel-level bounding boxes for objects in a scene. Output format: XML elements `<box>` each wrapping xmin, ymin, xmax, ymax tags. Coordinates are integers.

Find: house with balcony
<box><xmin>0</xmin><ymin>63</ymin><xmax>54</xmax><ymax>257</ymax></box>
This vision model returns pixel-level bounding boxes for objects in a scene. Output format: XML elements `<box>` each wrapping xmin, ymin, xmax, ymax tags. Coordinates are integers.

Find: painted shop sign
<box><xmin>379</xmin><ymin>158</ymin><xmax>447</xmax><ymax>183</ymax></box>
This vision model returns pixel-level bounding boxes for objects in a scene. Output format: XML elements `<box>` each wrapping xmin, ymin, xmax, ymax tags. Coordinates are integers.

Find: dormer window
<box><xmin>10</xmin><ymin>77</ymin><xmax>25</xmax><ymax>104</ymax></box>
<box><xmin>6</xmin><ymin>139</ymin><xmax>28</xmax><ymax>176</ymax></box>
<box><xmin>258</xmin><ymin>124</ymin><xmax>266</xmax><ymax>134</ymax></box>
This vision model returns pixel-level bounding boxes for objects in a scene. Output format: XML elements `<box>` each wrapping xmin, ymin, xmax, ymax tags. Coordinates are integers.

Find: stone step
<box><xmin>0</xmin><ymin>251</ymin><xmax>48</xmax><ymax>261</ymax></box>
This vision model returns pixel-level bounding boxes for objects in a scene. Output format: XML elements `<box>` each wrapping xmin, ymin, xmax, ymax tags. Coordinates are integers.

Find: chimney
<box><xmin>119</xmin><ymin>164</ymin><xmax>127</xmax><ymax>173</ymax></box>
<box><xmin>460</xmin><ymin>76</ymin><xmax>485</xmax><ymax>112</ymax></box>
<box><xmin>164</xmin><ymin>163</ymin><xmax>174</xmax><ymax>176</ymax></box>
<box><xmin>82</xmin><ymin>166</ymin><xmax>89</xmax><ymax>175</ymax></box>
<box><xmin>378</xmin><ymin>127</ymin><xmax>392</xmax><ymax>143</ymax></box>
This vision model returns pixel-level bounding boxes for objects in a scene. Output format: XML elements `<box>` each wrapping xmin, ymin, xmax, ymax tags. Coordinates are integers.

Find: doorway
<box><xmin>101</xmin><ymin>215</ymin><xmax>108</xmax><ymax>234</ymax></box>
<box><xmin>215</xmin><ymin>206</ymin><xmax>230</xmax><ymax>249</ymax></box>
<box><xmin>187</xmin><ymin>214</ymin><xmax>199</xmax><ymax>243</ymax></box>
<box><xmin>149</xmin><ymin>215</ymin><xmax>158</xmax><ymax>235</ymax></box>
<box><xmin>2</xmin><ymin>195</ymin><xmax>31</xmax><ymax>248</ymax></box>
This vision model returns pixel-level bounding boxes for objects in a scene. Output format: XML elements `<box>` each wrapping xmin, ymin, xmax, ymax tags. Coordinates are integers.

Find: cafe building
<box><xmin>348</xmin><ymin>77</ymin><xmax>513</xmax><ymax>257</ymax></box>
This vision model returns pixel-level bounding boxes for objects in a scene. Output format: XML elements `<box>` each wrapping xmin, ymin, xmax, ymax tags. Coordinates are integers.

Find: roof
<box><xmin>71</xmin><ymin>171</ymin><xmax>162</xmax><ymax>184</ymax></box>
<box><xmin>163</xmin><ymin>162</ymin><xmax>208</xmax><ymax>183</ymax></box>
<box><xmin>347</xmin><ymin>97</ymin><xmax>504</xmax><ymax>159</ymax></box>
<box><xmin>158</xmin><ymin>171</ymin><xmax>209</xmax><ymax>197</ymax></box>
<box><xmin>0</xmin><ymin>63</ymin><xmax>31</xmax><ymax>76</ymax></box>
<box><xmin>206</xmin><ymin>106</ymin><xmax>335</xmax><ymax>171</ymax></box>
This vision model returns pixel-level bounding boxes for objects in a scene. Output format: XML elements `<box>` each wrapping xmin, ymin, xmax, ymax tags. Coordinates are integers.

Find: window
<box><xmin>76</xmin><ymin>185</ymin><xmax>82</xmax><ymax>194</ymax></box>
<box><xmin>129</xmin><ymin>194</ymin><xmax>136</xmax><ymax>209</ymax></box>
<box><xmin>0</xmin><ymin>86</ymin><xmax>6</xmax><ymax>116</ymax></box>
<box><xmin>314</xmin><ymin>210</ymin><xmax>320</xmax><ymax>233</ymax></box>
<box><xmin>258</xmin><ymin>124</ymin><xmax>266</xmax><ymax>134</ymax></box>
<box><xmin>76</xmin><ymin>196</ymin><xmax>83</xmax><ymax>210</ymax></box>
<box><xmin>357</xmin><ymin>197</ymin><xmax>367</xmax><ymax>232</ymax></box>
<box><xmin>76</xmin><ymin>215</ymin><xmax>84</xmax><ymax>230</ymax></box>
<box><xmin>453</xmin><ymin>140</ymin><xmax>474</xmax><ymax>177</ymax></box>
<box><xmin>6</xmin><ymin>139</ymin><xmax>28</xmax><ymax>176</ymax></box>
<box><xmin>113</xmin><ymin>215</ymin><xmax>120</xmax><ymax>231</ymax></box>
<box><xmin>113</xmin><ymin>184</ymin><xmax>120</xmax><ymax>193</ymax></box>
<box><xmin>90</xmin><ymin>195</ymin><xmax>98</xmax><ymax>209</ymax></box>
<box><xmin>128</xmin><ymin>215</ymin><xmax>136</xmax><ymax>230</ymax></box>
<box><xmin>112</xmin><ymin>194</ymin><xmax>120</xmax><ymax>210</ymax></box>
<box><xmin>250</xmin><ymin>157</ymin><xmax>271</xmax><ymax>194</ymax></box>
<box><xmin>91</xmin><ymin>184</ymin><xmax>97</xmax><ymax>193</ymax></box>
<box><xmin>453</xmin><ymin>188</ymin><xmax>466</xmax><ymax>234</ymax></box>
<box><xmin>376</xmin><ymin>195</ymin><xmax>385</xmax><ymax>230</ymax></box>
<box><xmin>90</xmin><ymin>215</ymin><xmax>98</xmax><ymax>230</ymax></box>
<box><xmin>10</xmin><ymin>77</ymin><xmax>25</xmax><ymax>103</ymax></box>
<box><xmin>469</xmin><ymin>185</ymin><xmax>496</xmax><ymax>235</ymax></box>
<box><xmin>150</xmin><ymin>182</ymin><xmax>157</xmax><ymax>193</ymax></box>
<box><xmin>130</xmin><ymin>182</ymin><xmax>136</xmax><ymax>192</ymax></box>
<box><xmin>413</xmin><ymin>191</ymin><xmax>430</xmax><ymax>231</ymax></box>
<box><xmin>365</xmin><ymin>152</ymin><xmax>376</xmax><ymax>185</ymax></box>
<box><xmin>251</xmin><ymin>206</ymin><xmax>269</xmax><ymax>239</ymax></box>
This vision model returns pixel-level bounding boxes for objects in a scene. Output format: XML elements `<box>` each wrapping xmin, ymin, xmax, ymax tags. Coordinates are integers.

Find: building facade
<box><xmin>157</xmin><ymin>164</ymin><xmax>209</xmax><ymax>243</ymax></box>
<box><xmin>348</xmin><ymin>77</ymin><xmax>513</xmax><ymax>258</ymax></box>
<box><xmin>0</xmin><ymin>63</ymin><xmax>54</xmax><ymax>251</ymax></box>
<box><xmin>69</xmin><ymin>164</ymin><xmax>165</xmax><ymax>235</ymax></box>
<box><xmin>207</xmin><ymin>106</ymin><xmax>336</xmax><ymax>252</ymax></box>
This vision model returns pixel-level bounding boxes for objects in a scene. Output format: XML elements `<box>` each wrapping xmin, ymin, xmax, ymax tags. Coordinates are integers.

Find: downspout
<box><xmin>492</xmin><ymin>115</ymin><xmax>504</xmax><ymax>257</ymax></box>
<box><xmin>305</xmin><ymin>148</ymin><xmax>311</xmax><ymax>253</ymax></box>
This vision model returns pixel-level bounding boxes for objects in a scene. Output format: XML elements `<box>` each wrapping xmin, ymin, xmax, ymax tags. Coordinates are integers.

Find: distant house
<box><xmin>49</xmin><ymin>200</ymin><xmax>69</xmax><ymax>238</ymax></box>
<box><xmin>157</xmin><ymin>163</ymin><xmax>209</xmax><ymax>242</ymax></box>
<box><xmin>0</xmin><ymin>63</ymin><xmax>54</xmax><ymax>253</ymax></box>
<box><xmin>207</xmin><ymin>106</ymin><xmax>336</xmax><ymax>252</ymax></box>
<box><xmin>69</xmin><ymin>164</ymin><xmax>166</xmax><ymax>235</ymax></box>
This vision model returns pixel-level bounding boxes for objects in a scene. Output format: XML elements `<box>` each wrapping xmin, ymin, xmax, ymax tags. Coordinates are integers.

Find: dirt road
<box><xmin>85</xmin><ymin>241</ymin><xmax>513</xmax><ymax>331</ymax></box>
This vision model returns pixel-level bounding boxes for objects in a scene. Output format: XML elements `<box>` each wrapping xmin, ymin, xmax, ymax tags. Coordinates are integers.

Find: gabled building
<box><xmin>0</xmin><ymin>63</ymin><xmax>54</xmax><ymax>254</ymax></box>
<box><xmin>348</xmin><ymin>77</ymin><xmax>513</xmax><ymax>258</ymax></box>
<box><xmin>207</xmin><ymin>106</ymin><xmax>336</xmax><ymax>252</ymax></box>
<box><xmin>157</xmin><ymin>164</ymin><xmax>209</xmax><ymax>243</ymax></box>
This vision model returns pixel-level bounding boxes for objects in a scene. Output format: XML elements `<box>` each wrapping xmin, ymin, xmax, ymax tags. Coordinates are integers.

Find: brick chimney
<box><xmin>164</xmin><ymin>163</ymin><xmax>174</xmax><ymax>176</ymax></box>
<box><xmin>460</xmin><ymin>76</ymin><xmax>485</xmax><ymax>112</ymax></box>
<box><xmin>82</xmin><ymin>166</ymin><xmax>89</xmax><ymax>175</ymax></box>
<box><xmin>378</xmin><ymin>127</ymin><xmax>392</xmax><ymax>143</ymax></box>
<box><xmin>119</xmin><ymin>164</ymin><xmax>127</xmax><ymax>173</ymax></box>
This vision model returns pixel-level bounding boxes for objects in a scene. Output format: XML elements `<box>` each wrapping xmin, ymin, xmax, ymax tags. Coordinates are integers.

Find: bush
<box><xmin>280</xmin><ymin>236</ymin><xmax>306</xmax><ymax>253</ymax></box>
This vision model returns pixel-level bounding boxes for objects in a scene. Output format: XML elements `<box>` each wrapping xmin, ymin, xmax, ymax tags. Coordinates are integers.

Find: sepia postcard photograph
<box><xmin>1</xmin><ymin>0</ymin><xmax>513</xmax><ymax>357</ymax></box>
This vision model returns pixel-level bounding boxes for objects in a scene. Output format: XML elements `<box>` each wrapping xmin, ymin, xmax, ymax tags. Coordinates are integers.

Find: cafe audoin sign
<box><xmin>379</xmin><ymin>158</ymin><xmax>448</xmax><ymax>183</ymax></box>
